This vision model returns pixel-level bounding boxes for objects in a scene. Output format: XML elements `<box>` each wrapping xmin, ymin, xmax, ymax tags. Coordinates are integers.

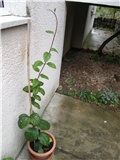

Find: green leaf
<box><xmin>47</xmin><ymin>62</ymin><xmax>56</xmax><ymax>69</ymax></box>
<box><xmin>31</xmin><ymin>79</ymin><xmax>44</xmax><ymax>88</ymax></box>
<box><xmin>66</xmin><ymin>78</ymin><xmax>75</xmax><ymax>86</ymax></box>
<box><xmin>23</xmin><ymin>86</ymin><xmax>33</xmax><ymax>93</ymax></box>
<box><xmin>25</xmin><ymin>127</ymin><xmax>39</xmax><ymax>142</ymax></box>
<box><xmin>50</xmin><ymin>48</ymin><xmax>58</xmax><ymax>53</ymax></box>
<box><xmin>34</xmin><ymin>95</ymin><xmax>41</xmax><ymax>101</ymax></box>
<box><xmin>39</xmin><ymin>88</ymin><xmax>45</xmax><ymax>95</ymax></box>
<box><xmin>32</xmin><ymin>78</ymin><xmax>40</xmax><ymax>88</ymax></box>
<box><xmin>39</xmin><ymin>119</ymin><xmax>50</xmax><ymax>130</ymax></box>
<box><xmin>33</xmin><ymin>87</ymin><xmax>39</xmax><ymax>95</ymax></box>
<box><xmin>45</xmin><ymin>30</ymin><xmax>54</xmax><ymax>34</ymax></box>
<box><xmin>43</xmin><ymin>52</ymin><xmax>51</xmax><ymax>63</ymax></box>
<box><xmin>40</xmin><ymin>74</ymin><xmax>49</xmax><ymax>80</ymax></box>
<box><xmin>38</xmin><ymin>148</ymin><xmax>44</xmax><ymax>153</ymax></box>
<box><xmin>3</xmin><ymin>158</ymin><xmax>14</xmax><ymax>160</ymax></box>
<box><xmin>32</xmin><ymin>60</ymin><xmax>43</xmax><ymax>72</ymax></box>
<box><xmin>30</xmin><ymin>112</ymin><xmax>40</xmax><ymax>126</ymax></box>
<box><xmin>18</xmin><ymin>114</ymin><xmax>30</xmax><ymax>129</ymax></box>
<box><xmin>32</xmin><ymin>78</ymin><xmax>44</xmax><ymax>87</ymax></box>
<box><xmin>34</xmin><ymin>141</ymin><xmax>43</xmax><ymax>152</ymax></box>
<box><xmin>49</xmin><ymin>137</ymin><xmax>53</xmax><ymax>143</ymax></box>
<box><xmin>38</xmin><ymin>132</ymin><xmax>50</xmax><ymax>146</ymax></box>
<box><xmin>54</xmin><ymin>8</ymin><xmax>56</xmax><ymax>12</ymax></box>
<box><xmin>32</xmin><ymin>101</ymin><xmax>40</xmax><ymax>109</ymax></box>
<box><xmin>30</xmin><ymin>79</ymin><xmax>33</xmax><ymax>83</ymax></box>
<box><xmin>31</xmin><ymin>97</ymin><xmax>35</xmax><ymax>103</ymax></box>
<box><xmin>38</xmin><ymin>81</ymin><xmax>44</xmax><ymax>86</ymax></box>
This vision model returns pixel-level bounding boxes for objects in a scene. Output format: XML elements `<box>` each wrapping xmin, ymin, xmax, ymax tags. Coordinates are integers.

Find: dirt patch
<box><xmin>57</xmin><ymin>49</ymin><xmax>120</xmax><ymax>96</ymax></box>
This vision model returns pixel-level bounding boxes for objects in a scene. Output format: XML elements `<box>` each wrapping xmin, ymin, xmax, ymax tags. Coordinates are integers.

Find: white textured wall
<box><xmin>64</xmin><ymin>3</ymin><xmax>95</xmax><ymax>53</ymax></box>
<box><xmin>0</xmin><ymin>33</ymin><xmax>2</xmax><ymax>159</ymax></box>
<box><xmin>63</xmin><ymin>2</ymin><xmax>76</xmax><ymax>55</ymax></box>
<box><xmin>2</xmin><ymin>25</ymin><xmax>28</xmax><ymax>159</ymax></box>
<box><xmin>1</xmin><ymin>0</ymin><xmax>66</xmax><ymax>158</ymax></box>
<box><xmin>27</xmin><ymin>0</ymin><xmax>66</xmax><ymax>115</ymax></box>
<box><xmin>4</xmin><ymin>0</ymin><xmax>27</xmax><ymax>16</ymax></box>
<box><xmin>83</xmin><ymin>5</ymin><xmax>96</xmax><ymax>43</ymax></box>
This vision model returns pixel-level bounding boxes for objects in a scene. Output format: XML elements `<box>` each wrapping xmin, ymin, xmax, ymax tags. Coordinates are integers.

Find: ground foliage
<box><xmin>57</xmin><ymin>49</ymin><xmax>120</xmax><ymax>112</ymax></box>
<box><xmin>93</xmin><ymin>51</ymin><xmax>120</xmax><ymax>64</ymax></box>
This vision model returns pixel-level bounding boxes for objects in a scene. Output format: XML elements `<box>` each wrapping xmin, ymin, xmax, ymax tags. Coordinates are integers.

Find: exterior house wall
<box><xmin>27</xmin><ymin>1</ymin><xmax>66</xmax><ymax>115</ymax></box>
<box><xmin>4</xmin><ymin>0</ymin><xmax>27</xmax><ymax>16</ymax></box>
<box><xmin>1</xmin><ymin>25</ymin><xmax>28</xmax><ymax>158</ymax></box>
<box><xmin>1</xmin><ymin>0</ymin><xmax>95</xmax><ymax>158</ymax></box>
<box><xmin>0</xmin><ymin>41</ymin><xmax>2</xmax><ymax>159</ymax></box>
<box><xmin>83</xmin><ymin>5</ymin><xmax>95</xmax><ymax>43</ymax></box>
<box><xmin>1</xmin><ymin>1</ymin><xmax>66</xmax><ymax>159</ymax></box>
<box><xmin>63</xmin><ymin>3</ymin><xmax>95</xmax><ymax>54</ymax></box>
<box><xmin>63</xmin><ymin>2</ymin><xmax>76</xmax><ymax>55</ymax></box>
<box><xmin>71</xmin><ymin>3</ymin><xmax>89</xmax><ymax>48</ymax></box>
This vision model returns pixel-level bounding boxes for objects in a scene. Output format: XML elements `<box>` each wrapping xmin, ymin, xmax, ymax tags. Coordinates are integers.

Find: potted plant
<box><xmin>18</xmin><ymin>8</ymin><xmax>58</xmax><ymax>160</ymax></box>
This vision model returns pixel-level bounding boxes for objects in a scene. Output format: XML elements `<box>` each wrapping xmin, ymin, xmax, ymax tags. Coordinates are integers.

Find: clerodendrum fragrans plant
<box><xmin>18</xmin><ymin>8</ymin><xmax>58</xmax><ymax>153</ymax></box>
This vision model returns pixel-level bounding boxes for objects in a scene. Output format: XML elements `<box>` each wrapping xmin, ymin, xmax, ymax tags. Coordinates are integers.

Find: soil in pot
<box><xmin>30</xmin><ymin>141</ymin><xmax>53</xmax><ymax>153</ymax></box>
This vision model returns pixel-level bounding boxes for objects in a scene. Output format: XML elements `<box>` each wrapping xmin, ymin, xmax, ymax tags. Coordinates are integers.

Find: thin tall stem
<box><xmin>37</xmin><ymin>10</ymin><xmax>58</xmax><ymax>79</ymax></box>
<box><xmin>48</xmin><ymin>9</ymin><xmax>58</xmax><ymax>53</ymax></box>
<box><xmin>37</xmin><ymin>63</ymin><xmax>46</xmax><ymax>79</ymax></box>
<box><xmin>27</xmin><ymin>19</ymin><xmax>33</xmax><ymax>115</ymax></box>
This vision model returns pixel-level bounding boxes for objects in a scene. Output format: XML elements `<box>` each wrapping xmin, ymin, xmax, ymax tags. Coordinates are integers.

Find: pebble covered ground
<box><xmin>58</xmin><ymin>49</ymin><xmax>120</xmax><ymax>94</ymax></box>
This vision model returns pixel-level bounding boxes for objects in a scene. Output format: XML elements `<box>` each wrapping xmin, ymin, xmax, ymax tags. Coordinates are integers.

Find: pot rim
<box><xmin>27</xmin><ymin>131</ymin><xmax>56</xmax><ymax>157</ymax></box>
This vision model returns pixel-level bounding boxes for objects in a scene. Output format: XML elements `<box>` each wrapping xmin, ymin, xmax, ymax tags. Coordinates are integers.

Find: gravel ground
<box><xmin>57</xmin><ymin>49</ymin><xmax>120</xmax><ymax>96</ymax></box>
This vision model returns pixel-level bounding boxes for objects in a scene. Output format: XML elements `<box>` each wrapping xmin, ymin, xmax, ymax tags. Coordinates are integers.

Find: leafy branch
<box><xmin>25</xmin><ymin>9</ymin><xmax>58</xmax><ymax>114</ymax></box>
<box><xmin>37</xmin><ymin>9</ymin><xmax>58</xmax><ymax>80</ymax></box>
<box><xmin>18</xmin><ymin>8</ymin><xmax>58</xmax><ymax>153</ymax></box>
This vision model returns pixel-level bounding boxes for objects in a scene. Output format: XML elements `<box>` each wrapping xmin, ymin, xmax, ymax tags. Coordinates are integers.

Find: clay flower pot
<box><xmin>27</xmin><ymin>131</ymin><xmax>56</xmax><ymax>160</ymax></box>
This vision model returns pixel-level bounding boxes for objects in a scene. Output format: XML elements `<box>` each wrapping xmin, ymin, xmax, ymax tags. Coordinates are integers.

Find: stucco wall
<box><xmin>4</xmin><ymin>0</ymin><xmax>27</xmax><ymax>16</ymax></box>
<box><xmin>0</xmin><ymin>39</ymin><xmax>2</xmax><ymax>159</ymax></box>
<box><xmin>83</xmin><ymin>5</ymin><xmax>95</xmax><ymax>43</ymax></box>
<box><xmin>2</xmin><ymin>25</ymin><xmax>28</xmax><ymax>158</ymax></box>
<box><xmin>63</xmin><ymin>2</ymin><xmax>76</xmax><ymax>55</ymax></box>
<box><xmin>1</xmin><ymin>1</ymin><xmax>66</xmax><ymax>159</ymax></box>
<box><xmin>64</xmin><ymin>2</ymin><xmax>95</xmax><ymax>54</ymax></box>
<box><xmin>27</xmin><ymin>1</ymin><xmax>66</xmax><ymax>115</ymax></box>
<box><xmin>71</xmin><ymin>3</ymin><xmax>89</xmax><ymax>48</ymax></box>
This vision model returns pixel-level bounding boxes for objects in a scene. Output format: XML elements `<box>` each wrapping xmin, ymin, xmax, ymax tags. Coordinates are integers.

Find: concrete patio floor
<box><xmin>18</xmin><ymin>93</ymin><xmax>120</xmax><ymax>160</ymax></box>
<box><xmin>84</xmin><ymin>28</ymin><xmax>120</xmax><ymax>54</ymax></box>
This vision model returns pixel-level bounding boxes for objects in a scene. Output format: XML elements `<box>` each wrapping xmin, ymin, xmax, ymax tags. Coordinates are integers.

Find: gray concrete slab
<box><xmin>84</xmin><ymin>28</ymin><xmax>120</xmax><ymax>55</ymax></box>
<box><xmin>18</xmin><ymin>93</ymin><xmax>120</xmax><ymax>160</ymax></box>
<box><xmin>17</xmin><ymin>145</ymin><xmax>29</xmax><ymax>160</ymax></box>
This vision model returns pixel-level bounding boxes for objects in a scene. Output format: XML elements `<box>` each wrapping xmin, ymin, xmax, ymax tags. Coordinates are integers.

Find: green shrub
<box><xmin>77</xmin><ymin>88</ymin><xmax>97</xmax><ymax>103</ymax></box>
<box><xmin>65</xmin><ymin>87</ymin><xmax>120</xmax><ymax>110</ymax></box>
<box><xmin>66</xmin><ymin>77</ymin><xmax>75</xmax><ymax>86</ymax></box>
<box><xmin>93</xmin><ymin>52</ymin><xmax>120</xmax><ymax>64</ymax></box>
<box><xmin>98</xmin><ymin>88</ymin><xmax>120</xmax><ymax>107</ymax></box>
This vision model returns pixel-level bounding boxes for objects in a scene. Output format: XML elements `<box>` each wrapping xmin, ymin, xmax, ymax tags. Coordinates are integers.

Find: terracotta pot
<box><xmin>27</xmin><ymin>131</ymin><xmax>56</xmax><ymax>160</ymax></box>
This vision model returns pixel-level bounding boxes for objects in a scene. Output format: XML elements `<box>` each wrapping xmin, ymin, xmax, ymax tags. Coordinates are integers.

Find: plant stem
<box><xmin>37</xmin><ymin>10</ymin><xmax>58</xmax><ymax>79</ymax></box>
<box><xmin>37</xmin><ymin>63</ymin><xmax>46</xmax><ymax>79</ymax></box>
<box><xmin>27</xmin><ymin>19</ymin><xmax>33</xmax><ymax>115</ymax></box>
<box><xmin>48</xmin><ymin>9</ymin><xmax>58</xmax><ymax>53</ymax></box>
